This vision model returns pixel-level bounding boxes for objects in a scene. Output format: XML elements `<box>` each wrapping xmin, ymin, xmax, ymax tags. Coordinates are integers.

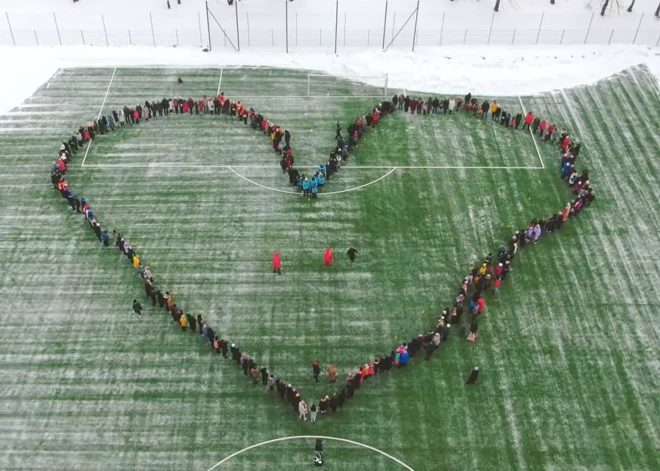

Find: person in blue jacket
<box><xmin>311</xmin><ymin>186</ymin><xmax>318</xmax><ymax>199</ymax></box>
<box><xmin>317</xmin><ymin>173</ymin><xmax>325</xmax><ymax>187</ymax></box>
<box><xmin>302</xmin><ymin>177</ymin><xmax>311</xmax><ymax>196</ymax></box>
<box><xmin>400</xmin><ymin>347</ymin><xmax>409</xmax><ymax>366</ymax></box>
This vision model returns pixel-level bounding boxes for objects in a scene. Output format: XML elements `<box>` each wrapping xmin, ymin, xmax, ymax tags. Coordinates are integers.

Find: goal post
<box><xmin>306</xmin><ymin>73</ymin><xmax>389</xmax><ymax>99</ymax></box>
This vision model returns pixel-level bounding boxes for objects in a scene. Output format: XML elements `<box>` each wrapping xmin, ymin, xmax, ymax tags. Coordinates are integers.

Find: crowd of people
<box><xmin>49</xmin><ymin>84</ymin><xmax>595</xmax><ymax>421</ymax></box>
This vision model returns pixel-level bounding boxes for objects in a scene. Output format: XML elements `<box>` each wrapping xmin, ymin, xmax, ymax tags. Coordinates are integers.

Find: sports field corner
<box><xmin>0</xmin><ymin>40</ymin><xmax>659</xmax><ymax>471</ymax></box>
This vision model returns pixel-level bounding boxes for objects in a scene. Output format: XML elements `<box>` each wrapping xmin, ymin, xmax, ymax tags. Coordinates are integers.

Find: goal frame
<box><xmin>306</xmin><ymin>74</ymin><xmax>389</xmax><ymax>99</ymax></box>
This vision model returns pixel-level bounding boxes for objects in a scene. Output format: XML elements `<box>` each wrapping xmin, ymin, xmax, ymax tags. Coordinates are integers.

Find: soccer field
<box><xmin>0</xmin><ymin>65</ymin><xmax>659</xmax><ymax>471</ymax></box>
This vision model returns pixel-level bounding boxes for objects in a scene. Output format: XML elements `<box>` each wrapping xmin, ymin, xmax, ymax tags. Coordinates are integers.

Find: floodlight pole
<box><xmin>334</xmin><ymin>0</ymin><xmax>339</xmax><ymax>54</ymax></box>
<box><xmin>235</xmin><ymin>0</ymin><xmax>241</xmax><ymax>51</ymax></box>
<box><xmin>206</xmin><ymin>1</ymin><xmax>212</xmax><ymax>51</ymax></box>
<box><xmin>411</xmin><ymin>1</ymin><xmax>419</xmax><ymax>52</ymax></box>
<box><xmin>381</xmin><ymin>0</ymin><xmax>388</xmax><ymax>49</ymax></box>
<box><xmin>285</xmin><ymin>0</ymin><xmax>289</xmax><ymax>53</ymax></box>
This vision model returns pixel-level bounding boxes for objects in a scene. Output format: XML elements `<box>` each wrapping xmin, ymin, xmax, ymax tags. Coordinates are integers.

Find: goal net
<box><xmin>307</xmin><ymin>74</ymin><xmax>388</xmax><ymax>98</ymax></box>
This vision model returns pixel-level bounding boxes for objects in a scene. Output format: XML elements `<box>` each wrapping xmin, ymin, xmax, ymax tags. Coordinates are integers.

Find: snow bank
<box><xmin>1</xmin><ymin>44</ymin><xmax>658</xmax><ymax>115</ymax></box>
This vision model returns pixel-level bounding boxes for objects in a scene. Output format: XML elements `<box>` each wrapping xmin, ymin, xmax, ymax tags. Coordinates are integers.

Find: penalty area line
<box><xmin>81</xmin><ymin>163</ymin><xmax>543</xmax><ymax>170</ymax></box>
<box><xmin>81</xmin><ymin>67</ymin><xmax>117</xmax><ymax>169</ymax></box>
<box><xmin>518</xmin><ymin>95</ymin><xmax>545</xmax><ymax>169</ymax></box>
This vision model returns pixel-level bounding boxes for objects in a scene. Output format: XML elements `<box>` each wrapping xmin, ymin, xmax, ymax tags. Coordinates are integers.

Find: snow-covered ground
<box><xmin>1</xmin><ymin>44</ymin><xmax>659</xmax><ymax>115</ymax></box>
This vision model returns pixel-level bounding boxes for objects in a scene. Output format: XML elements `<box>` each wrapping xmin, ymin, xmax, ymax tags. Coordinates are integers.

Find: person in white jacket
<box><xmin>298</xmin><ymin>400</ymin><xmax>308</xmax><ymax>421</ymax></box>
<box><xmin>448</xmin><ymin>99</ymin><xmax>456</xmax><ymax>114</ymax></box>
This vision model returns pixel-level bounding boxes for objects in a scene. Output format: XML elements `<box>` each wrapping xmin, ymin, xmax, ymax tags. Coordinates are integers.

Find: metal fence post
<box><xmin>176</xmin><ymin>29</ymin><xmax>179</xmax><ymax>46</ymax></box>
<box><xmin>5</xmin><ymin>12</ymin><xmax>15</xmax><ymax>46</ymax></box>
<box><xmin>382</xmin><ymin>0</ymin><xmax>388</xmax><ymax>49</ymax></box>
<box><xmin>560</xmin><ymin>29</ymin><xmax>565</xmax><ymax>44</ymax></box>
<box><xmin>33</xmin><ymin>30</ymin><xmax>39</xmax><ymax>46</ymax></box>
<box><xmin>535</xmin><ymin>12</ymin><xmax>544</xmax><ymax>44</ymax></box>
<box><xmin>392</xmin><ymin>12</ymin><xmax>396</xmax><ymax>42</ymax></box>
<box><xmin>512</xmin><ymin>29</ymin><xmax>516</xmax><ymax>45</ymax></box>
<box><xmin>367</xmin><ymin>29</ymin><xmax>370</xmax><ymax>46</ymax></box>
<box><xmin>632</xmin><ymin>13</ymin><xmax>644</xmax><ymax>44</ymax></box>
<box><xmin>296</xmin><ymin>12</ymin><xmax>298</xmax><ymax>46</ymax></box>
<box><xmin>53</xmin><ymin>12</ymin><xmax>62</xmax><ymax>45</ymax></box>
<box><xmin>150</xmin><ymin>12</ymin><xmax>156</xmax><ymax>47</ymax></box>
<box><xmin>234</xmin><ymin>0</ymin><xmax>240</xmax><ymax>51</ymax></box>
<box><xmin>284</xmin><ymin>2</ymin><xmax>288</xmax><ymax>53</ymax></box>
<box><xmin>439</xmin><ymin>12</ymin><xmax>445</xmax><ymax>45</ymax></box>
<box><xmin>128</xmin><ymin>30</ymin><xmax>132</xmax><ymax>45</ymax></box>
<box><xmin>206</xmin><ymin>1</ymin><xmax>212</xmax><ymax>51</ymax></box>
<box><xmin>463</xmin><ymin>29</ymin><xmax>467</xmax><ymax>44</ymax></box>
<box><xmin>584</xmin><ymin>13</ymin><xmax>594</xmax><ymax>44</ymax></box>
<box><xmin>487</xmin><ymin>11</ymin><xmax>495</xmax><ymax>44</ymax></box>
<box><xmin>319</xmin><ymin>29</ymin><xmax>322</xmax><ymax>46</ymax></box>
<box><xmin>102</xmin><ymin>13</ymin><xmax>109</xmax><ymax>46</ymax></box>
<box><xmin>344</xmin><ymin>12</ymin><xmax>346</xmax><ymax>46</ymax></box>
<box><xmin>608</xmin><ymin>29</ymin><xmax>614</xmax><ymax>44</ymax></box>
<box><xmin>411</xmin><ymin>0</ymin><xmax>420</xmax><ymax>51</ymax></box>
<box><xmin>271</xmin><ymin>29</ymin><xmax>274</xmax><ymax>46</ymax></box>
<box><xmin>81</xmin><ymin>30</ymin><xmax>86</xmax><ymax>45</ymax></box>
<box><xmin>248</xmin><ymin>12</ymin><xmax>251</xmax><ymax>47</ymax></box>
<box><xmin>334</xmin><ymin>0</ymin><xmax>338</xmax><ymax>54</ymax></box>
<box><xmin>198</xmin><ymin>11</ymin><xmax>203</xmax><ymax>46</ymax></box>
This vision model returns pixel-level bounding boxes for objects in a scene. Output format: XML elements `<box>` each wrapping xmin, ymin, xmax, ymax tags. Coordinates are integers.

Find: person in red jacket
<box><xmin>561</xmin><ymin>136</ymin><xmax>571</xmax><ymax>152</ymax></box>
<box><xmin>538</xmin><ymin>120</ymin><xmax>547</xmax><ymax>136</ymax></box>
<box><xmin>544</xmin><ymin>123</ymin><xmax>556</xmax><ymax>141</ymax></box>
<box><xmin>133</xmin><ymin>109</ymin><xmax>140</xmax><ymax>124</ymax></box>
<box><xmin>410</xmin><ymin>99</ymin><xmax>417</xmax><ymax>114</ymax></box>
<box><xmin>182</xmin><ymin>101</ymin><xmax>189</xmax><ymax>114</ymax></box>
<box><xmin>273</xmin><ymin>252</ymin><xmax>282</xmax><ymax>274</ymax></box>
<box><xmin>477</xmin><ymin>296</ymin><xmax>486</xmax><ymax>315</ymax></box>
<box><xmin>522</xmin><ymin>112</ymin><xmax>533</xmax><ymax>130</ymax></box>
<box><xmin>324</xmin><ymin>247</ymin><xmax>333</xmax><ymax>266</ymax></box>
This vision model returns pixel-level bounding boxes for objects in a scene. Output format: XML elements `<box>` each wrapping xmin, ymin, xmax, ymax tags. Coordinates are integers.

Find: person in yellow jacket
<box><xmin>132</xmin><ymin>253</ymin><xmax>140</xmax><ymax>269</ymax></box>
<box><xmin>179</xmin><ymin>313</ymin><xmax>188</xmax><ymax>330</ymax></box>
<box><xmin>478</xmin><ymin>263</ymin><xmax>488</xmax><ymax>276</ymax></box>
<box><xmin>490</xmin><ymin>101</ymin><xmax>498</xmax><ymax>116</ymax></box>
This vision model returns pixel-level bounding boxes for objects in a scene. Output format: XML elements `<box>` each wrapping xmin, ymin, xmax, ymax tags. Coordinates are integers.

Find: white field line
<box><xmin>227</xmin><ymin>167</ymin><xmax>300</xmax><ymax>195</ymax></box>
<box><xmin>323</xmin><ymin>167</ymin><xmax>397</xmax><ymax>195</ymax></box>
<box><xmin>205</xmin><ymin>435</ymin><xmax>415</xmax><ymax>471</ymax></box>
<box><xmin>227</xmin><ymin>166</ymin><xmax>398</xmax><ymax>196</ymax></box>
<box><xmin>217</xmin><ymin>68</ymin><xmax>223</xmax><ymax>96</ymax></box>
<box><xmin>517</xmin><ymin>95</ymin><xmax>545</xmax><ymax>169</ymax></box>
<box><xmin>83</xmin><ymin>163</ymin><xmax>543</xmax><ymax>170</ymax></box>
<box><xmin>81</xmin><ymin>67</ymin><xmax>117</xmax><ymax>168</ymax></box>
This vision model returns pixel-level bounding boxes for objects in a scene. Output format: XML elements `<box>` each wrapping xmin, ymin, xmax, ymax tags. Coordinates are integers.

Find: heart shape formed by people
<box><xmin>50</xmin><ymin>79</ymin><xmax>594</xmax><ymax>420</ymax></box>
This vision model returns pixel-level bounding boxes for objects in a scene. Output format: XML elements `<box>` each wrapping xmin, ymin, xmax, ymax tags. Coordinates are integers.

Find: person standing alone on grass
<box><xmin>466</xmin><ymin>367</ymin><xmax>480</xmax><ymax>385</ymax></box>
<box><xmin>347</xmin><ymin>246</ymin><xmax>358</xmax><ymax>262</ymax></box>
<box><xmin>324</xmin><ymin>247</ymin><xmax>333</xmax><ymax>266</ymax></box>
<box><xmin>132</xmin><ymin>299</ymin><xmax>143</xmax><ymax>318</ymax></box>
<box><xmin>273</xmin><ymin>252</ymin><xmax>282</xmax><ymax>274</ymax></box>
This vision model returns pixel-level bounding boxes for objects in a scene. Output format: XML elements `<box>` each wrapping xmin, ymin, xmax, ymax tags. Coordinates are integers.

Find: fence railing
<box><xmin>1</xmin><ymin>8</ymin><xmax>659</xmax><ymax>49</ymax></box>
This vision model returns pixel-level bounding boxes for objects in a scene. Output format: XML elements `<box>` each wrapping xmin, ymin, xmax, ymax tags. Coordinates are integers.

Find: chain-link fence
<box><xmin>1</xmin><ymin>3</ymin><xmax>659</xmax><ymax>50</ymax></box>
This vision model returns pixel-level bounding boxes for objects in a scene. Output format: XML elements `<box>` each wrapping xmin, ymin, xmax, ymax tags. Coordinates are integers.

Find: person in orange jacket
<box><xmin>179</xmin><ymin>313</ymin><xmax>188</xmax><ymax>330</ymax></box>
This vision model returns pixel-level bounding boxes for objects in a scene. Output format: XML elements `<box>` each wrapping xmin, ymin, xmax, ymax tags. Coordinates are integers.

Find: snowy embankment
<box><xmin>1</xmin><ymin>44</ymin><xmax>659</xmax><ymax>115</ymax></box>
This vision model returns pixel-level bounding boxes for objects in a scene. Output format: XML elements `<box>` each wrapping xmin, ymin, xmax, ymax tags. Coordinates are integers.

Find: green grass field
<box><xmin>0</xmin><ymin>65</ymin><xmax>658</xmax><ymax>471</ymax></box>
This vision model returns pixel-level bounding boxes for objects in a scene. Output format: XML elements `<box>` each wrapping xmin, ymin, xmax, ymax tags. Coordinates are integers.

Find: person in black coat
<box><xmin>231</xmin><ymin>344</ymin><xmax>240</xmax><ymax>363</ymax></box>
<box><xmin>515</xmin><ymin>113</ymin><xmax>523</xmax><ymax>129</ymax></box>
<box><xmin>329</xmin><ymin>394</ymin><xmax>338</xmax><ymax>412</ymax></box>
<box><xmin>260</xmin><ymin>367</ymin><xmax>268</xmax><ymax>385</ymax></box>
<box><xmin>338</xmin><ymin>388</ymin><xmax>347</xmax><ymax>407</ymax></box>
<box><xmin>156</xmin><ymin>290</ymin><xmax>165</xmax><ymax>308</ymax></box>
<box><xmin>206</xmin><ymin>326</ymin><xmax>215</xmax><ymax>344</ymax></box>
<box><xmin>132</xmin><ymin>299</ymin><xmax>143</xmax><ymax>317</ymax></box>
<box><xmin>189</xmin><ymin>314</ymin><xmax>197</xmax><ymax>332</ymax></box>
<box><xmin>466</xmin><ymin>367</ymin><xmax>480</xmax><ymax>385</ymax></box>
